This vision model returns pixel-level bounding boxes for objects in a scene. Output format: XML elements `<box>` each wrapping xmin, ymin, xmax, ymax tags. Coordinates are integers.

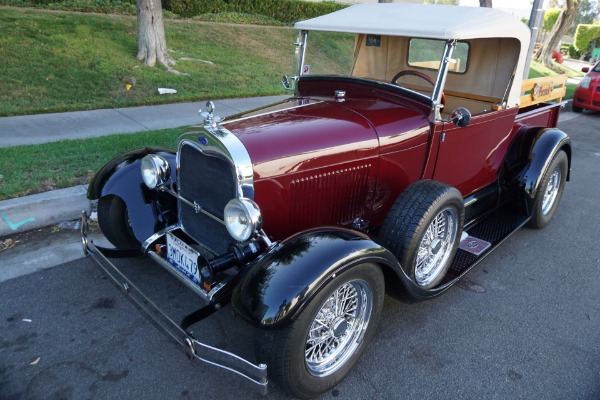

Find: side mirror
<box><xmin>451</xmin><ymin>107</ymin><xmax>471</xmax><ymax>128</ymax></box>
<box><xmin>282</xmin><ymin>75</ymin><xmax>296</xmax><ymax>91</ymax></box>
<box><xmin>582</xmin><ymin>67</ymin><xmax>590</xmax><ymax>73</ymax></box>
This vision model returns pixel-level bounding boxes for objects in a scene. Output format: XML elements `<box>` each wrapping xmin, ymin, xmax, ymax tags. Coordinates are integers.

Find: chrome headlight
<box><xmin>224</xmin><ymin>198</ymin><xmax>262</xmax><ymax>242</ymax></box>
<box><xmin>141</xmin><ymin>154</ymin><xmax>171</xmax><ymax>189</ymax></box>
<box><xmin>580</xmin><ymin>76</ymin><xmax>592</xmax><ymax>89</ymax></box>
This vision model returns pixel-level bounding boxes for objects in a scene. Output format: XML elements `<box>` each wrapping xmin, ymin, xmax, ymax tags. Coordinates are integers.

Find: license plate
<box><xmin>166</xmin><ymin>233</ymin><xmax>201</xmax><ymax>284</ymax></box>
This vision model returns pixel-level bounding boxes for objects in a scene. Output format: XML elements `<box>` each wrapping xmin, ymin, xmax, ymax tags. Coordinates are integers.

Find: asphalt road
<box><xmin>1</xmin><ymin>112</ymin><xmax>599</xmax><ymax>400</ymax></box>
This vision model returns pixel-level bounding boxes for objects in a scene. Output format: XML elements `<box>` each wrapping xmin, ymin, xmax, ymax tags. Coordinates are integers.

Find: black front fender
<box><xmin>231</xmin><ymin>227</ymin><xmax>448</xmax><ymax>329</ymax></box>
<box><xmin>88</xmin><ymin>147</ymin><xmax>177</xmax><ymax>242</ymax></box>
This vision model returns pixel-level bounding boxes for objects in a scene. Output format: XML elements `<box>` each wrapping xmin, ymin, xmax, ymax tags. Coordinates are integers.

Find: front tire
<box><xmin>97</xmin><ymin>195</ymin><xmax>140</xmax><ymax>249</ymax></box>
<box><xmin>572</xmin><ymin>103</ymin><xmax>583</xmax><ymax>113</ymax></box>
<box><xmin>379</xmin><ymin>180</ymin><xmax>464</xmax><ymax>289</ymax></box>
<box><xmin>527</xmin><ymin>150</ymin><xmax>568</xmax><ymax>229</ymax></box>
<box><xmin>262</xmin><ymin>263</ymin><xmax>384</xmax><ymax>399</ymax></box>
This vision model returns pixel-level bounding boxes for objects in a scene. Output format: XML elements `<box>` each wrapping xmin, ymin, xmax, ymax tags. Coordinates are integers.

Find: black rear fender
<box><xmin>505</xmin><ymin>128</ymin><xmax>571</xmax><ymax>208</ymax></box>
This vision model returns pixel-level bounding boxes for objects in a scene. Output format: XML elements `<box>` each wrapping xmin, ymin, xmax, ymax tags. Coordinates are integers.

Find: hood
<box><xmin>222</xmin><ymin>96</ymin><xmax>429</xmax><ymax>180</ymax></box>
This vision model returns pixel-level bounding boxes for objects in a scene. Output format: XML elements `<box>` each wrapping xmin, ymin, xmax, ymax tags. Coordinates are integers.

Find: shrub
<box><xmin>543</xmin><ymin>8</ymin><xmax>561</xmax><ymax>31</ymax></box>
<box><xmin>574</xmin><ymin>24</ymin><xmax>600</xmax><ymax>53</ymax></box>
<box><xmin>168</xmin><ymin>0</ymin><xmax>347</xmax><ymax>22</ymax></box>
<box><xmin>568</xmin><ymin>44</ymin><xmax>581</xmax><ymax>58</ymax></box>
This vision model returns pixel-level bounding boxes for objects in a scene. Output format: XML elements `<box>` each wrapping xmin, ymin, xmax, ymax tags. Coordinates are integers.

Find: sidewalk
<box><xmin>0</xmin><ymin>95</ymin><xmax>288</xmax><ymax>148</ymax></box>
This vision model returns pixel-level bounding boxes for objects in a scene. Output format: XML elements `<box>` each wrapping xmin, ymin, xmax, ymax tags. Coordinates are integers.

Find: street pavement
<box><xmin>0</xmin><ymin>111</ymin><xmax>598</xmax><ymax>399</ymax></box>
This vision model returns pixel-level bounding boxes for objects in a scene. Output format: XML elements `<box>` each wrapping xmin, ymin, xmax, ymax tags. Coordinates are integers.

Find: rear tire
<box><xmin>261</xmin><ymin>263</ymin><xmax>384</xmax><ymax>399</ymax></box>
<box><xmin>527</xmin><ymin>150</ymin><xmax>568</xmax><ymax>229</ymax></box>
<box><xmin>97</xmin><ymin>196</ymin><xmax>140</xmax><ymax>249</ymax></box>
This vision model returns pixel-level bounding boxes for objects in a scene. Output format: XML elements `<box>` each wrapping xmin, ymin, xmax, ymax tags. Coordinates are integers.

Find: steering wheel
<box><xmin>391</xmin><ymin>70</ymin><xmax>446</xmax><ymax>107</ymax></box>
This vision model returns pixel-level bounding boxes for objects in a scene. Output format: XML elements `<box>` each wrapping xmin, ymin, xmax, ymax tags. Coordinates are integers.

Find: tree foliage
<box><xmin>535</xmin><ymin>0</ymin><xmax>577</xmax><ymax>68</ymax></box>
<box><xmin>572</xmin><ymin>0</ymin><xmax>600</xmax><ymax>34</ymax></box>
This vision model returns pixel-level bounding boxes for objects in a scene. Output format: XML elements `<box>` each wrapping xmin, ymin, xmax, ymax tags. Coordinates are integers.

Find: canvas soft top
<box><xmin>295</xmin><ymin>3</ymin><xmax>532</xmax><ymax>107</ymax></box>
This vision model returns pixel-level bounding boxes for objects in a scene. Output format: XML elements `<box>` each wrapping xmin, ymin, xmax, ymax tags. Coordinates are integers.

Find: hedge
<box><xmin>574</xmin><ymin>24</ymin><xmax>600</xmax><ymax>52</ymax></box>
<box><xmin>543</xmin><ymin>8</ymin><xmax>561</xmax><ymax>31</ymax></box>
<box><xmin>167</xmin><ymin>0</ymin><xmax>347</xmax><ymax>22</ymax></box>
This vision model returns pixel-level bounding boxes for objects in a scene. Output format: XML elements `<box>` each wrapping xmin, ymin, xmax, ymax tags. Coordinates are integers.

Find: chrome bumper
<box><xmin>80</xmin><ymin>211</ymin><xmax>268</xmax><ymax>394</ymax></box>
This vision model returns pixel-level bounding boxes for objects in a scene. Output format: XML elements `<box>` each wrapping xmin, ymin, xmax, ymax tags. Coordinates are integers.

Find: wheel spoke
<box><xmin>414</xmin><ymin>207</ymin><xmax>458</xmax><ymax>287</ymax></box>
<box><xmin>305</xmin><ymin>279</ymin><xmax>373</xmax><ymax>377</ymax></box>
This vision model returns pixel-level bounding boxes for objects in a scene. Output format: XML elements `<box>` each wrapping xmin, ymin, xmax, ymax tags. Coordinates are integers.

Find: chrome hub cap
<box><xmin>305</xmin><ymin>280</ymin><xmax>373</xmax><ymax>377</ymax></box>
<box><xmin>415</xmin><ymin>207</ymin><xmax>458</xmax><ymax>287</ymax></box>
<box><xmin>542</xmin><ymin>167</ymin><xmax>561</xmax><ymax>215</ymax></box>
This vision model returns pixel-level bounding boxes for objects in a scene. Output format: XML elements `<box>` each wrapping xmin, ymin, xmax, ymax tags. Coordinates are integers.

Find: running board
<box><xmin>443</xmin><ymin>207</ymin><xmax>530</xmax><ymax>283</ymax></box>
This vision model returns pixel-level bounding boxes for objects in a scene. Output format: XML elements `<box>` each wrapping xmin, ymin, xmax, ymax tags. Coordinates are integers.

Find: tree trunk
<box><xmin>479</xmin><ymin>0</ymin><xmax>492</xmax><ymax>7</ymax></box>
<box><xmin>535</xmin><ymin>0</ymin><xmax>577</xmax><ymax>68</ymax></box>
<box><xmin>136</xmin><ymin>0</ymin><xmax>173</xmax><ymax>68</ymax></box>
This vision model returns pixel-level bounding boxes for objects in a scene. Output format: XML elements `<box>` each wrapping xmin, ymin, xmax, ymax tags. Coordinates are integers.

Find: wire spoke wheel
<box><xmin>415</xmin><ymin>207</ymin><xmax>458</xmax><ymax>287</ymax></box>
<box><xmin>528</xmin><ymin>150</ymin><xmax>568</xmax><ymax>229</ymax></box>
<box><xmin>542</xmin><ymin>167</ymin><xmax>561</xmax><ymax>215</ymax></box>
<box><xmin>304</xmin><ymin>279</ymin><xmax>373</xmax><ymax>377</ymax></box>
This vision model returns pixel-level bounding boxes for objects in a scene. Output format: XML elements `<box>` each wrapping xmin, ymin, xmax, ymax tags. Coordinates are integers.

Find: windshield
<box><xmin>297</xmin><ymin>31</ymin><xmax>355</xmax><ymax>76</ymax></box>
<box><xmin>293</xmin><ymin>32</ymin><xmax>468</xmax><ymax>102</ymax></box>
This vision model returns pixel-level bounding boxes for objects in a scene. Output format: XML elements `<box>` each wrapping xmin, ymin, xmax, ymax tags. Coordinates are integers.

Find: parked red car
<box><xmin>572</xmin><ymin>60</ymin><xmax>600</xmax><ymax>112</ymax></box>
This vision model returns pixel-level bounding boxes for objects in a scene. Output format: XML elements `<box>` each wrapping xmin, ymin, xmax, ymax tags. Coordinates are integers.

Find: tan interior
<box><xmin>351</xmin><ymin>34</ymin><xmax>521</xmax><ymax>116</ymax></box>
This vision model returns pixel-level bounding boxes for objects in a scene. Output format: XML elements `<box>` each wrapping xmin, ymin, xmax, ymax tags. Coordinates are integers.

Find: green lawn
<box><xmin>0</xmin><ymin>128</ymin><xmax>183</xmax><ymax>200</ymax></box>
<box><xmin>0</xmin><ymin>8</ymin><xmax>296</xmax><ymax>116</ymax></box>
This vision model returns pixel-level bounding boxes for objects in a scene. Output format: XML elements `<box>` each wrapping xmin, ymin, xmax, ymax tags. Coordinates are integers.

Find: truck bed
<box><xmin>516</xmin><ymin>101</ymin><xmax>563</xmax><ymax>129</ymax></box>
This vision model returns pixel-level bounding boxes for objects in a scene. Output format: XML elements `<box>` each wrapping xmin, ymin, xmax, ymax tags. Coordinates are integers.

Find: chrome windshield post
<box><xmin>433</xmin><ymin>39</ymin><xmax>457</xmax><ymax>120</ymax></box>
<box><xmin>297</xmin><ymin>30</ymin><xmax>308</xmax><ymax>78</ymax></box>
<box><xmin>282</xmin><ymin>30</ymin><xmax>309</xmax><ymax>94</ymax></box>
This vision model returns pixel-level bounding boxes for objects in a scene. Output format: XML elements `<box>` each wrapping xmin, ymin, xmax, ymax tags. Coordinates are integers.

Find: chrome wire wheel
<box><xmin>415</xmin><ymin>207</ymin><xmax>458</xmax><ymax>287</ymax></box>
<box><xmin>304</xmin><ymin>279</ymin><xmax>373</xmax><ymax>377</ymax></box>
<box><xmin>542</xmin><ymin>166</ymin><xmax>561</xmax><ymax>215</ymax></box>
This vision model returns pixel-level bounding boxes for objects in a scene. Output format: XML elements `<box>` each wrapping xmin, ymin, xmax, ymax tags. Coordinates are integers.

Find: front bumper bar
<box><xmin>80</xmin><ymin>211</ymin><xmax>268</xmax><ymax>394</ymax></box>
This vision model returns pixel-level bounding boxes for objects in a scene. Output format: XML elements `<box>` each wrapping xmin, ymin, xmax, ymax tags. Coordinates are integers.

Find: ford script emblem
<box><xmin>198</xmin><ymin>136</ymin><xmax>208</xmax><ymax>145</ymax></box>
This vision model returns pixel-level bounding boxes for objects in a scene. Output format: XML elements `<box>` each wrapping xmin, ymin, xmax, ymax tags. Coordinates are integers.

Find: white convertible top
<box><xmin>294</xmin><ymin>3</ymin><xmax>530</xmax><ymax>44</ymax></box>
<box><xmin>295</xmin><ymin>3</ymin><xmax>531</xmax><ymax>107</ymax></box>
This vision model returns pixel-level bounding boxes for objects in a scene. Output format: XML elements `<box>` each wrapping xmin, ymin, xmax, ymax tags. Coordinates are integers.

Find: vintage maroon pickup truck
<box><xmin>81</xmin><ymin>4</ymin><xmax>571</xmax><ymax>398</ymax></box>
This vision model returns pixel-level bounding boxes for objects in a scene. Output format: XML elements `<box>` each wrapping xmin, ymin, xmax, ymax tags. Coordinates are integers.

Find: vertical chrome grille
<box><xmin>178</xmin><ymin>141</ymin><xmax>236</xmax><ymax>254</ymax></box>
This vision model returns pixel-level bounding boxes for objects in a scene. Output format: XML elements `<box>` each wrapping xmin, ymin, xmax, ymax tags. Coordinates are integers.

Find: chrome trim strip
<box><xmin>159</xmin><ymin>186</ymin><xmax>225</xmax><ymax>227</ymax></box>
<box><xmin>81</xmin><ymin>212</ymin><xmax>268</xmax><ymax>393</ymax></box>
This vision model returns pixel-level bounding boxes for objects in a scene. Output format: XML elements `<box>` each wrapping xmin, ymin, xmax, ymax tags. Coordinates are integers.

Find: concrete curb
<box><xmin>0</xmin><ymin>186</ymin><xmax>90</xmax><ymax>238</ymax></box>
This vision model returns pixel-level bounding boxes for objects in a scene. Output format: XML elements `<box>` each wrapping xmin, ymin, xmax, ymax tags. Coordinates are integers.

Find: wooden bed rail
<box><xmin>520</xmin><ymin>74</ymin><xmax>568</xmax><ymax>107</ymax></box>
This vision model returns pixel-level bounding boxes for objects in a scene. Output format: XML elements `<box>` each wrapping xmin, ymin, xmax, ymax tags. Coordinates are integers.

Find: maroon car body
<box><xmin>572</xmin><ymin>60</ymin><xmax>600</xmax><ymax>112</ymax></box>
<box><xmin>82</xmin><ymin>4</ymin><xmax>572</xmax><ymax>398</ymax></box>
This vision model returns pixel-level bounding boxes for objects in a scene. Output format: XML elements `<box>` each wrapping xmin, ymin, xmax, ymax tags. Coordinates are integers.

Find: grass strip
<box><xmin>0</xmin><ymin>8</ymin><xmax>295</xmax><ymax>116</ymax></box>
<box><xmin>0</xmin><ymin>128</ymin><xmax>183</xmax><ymax>200</ymax></box>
